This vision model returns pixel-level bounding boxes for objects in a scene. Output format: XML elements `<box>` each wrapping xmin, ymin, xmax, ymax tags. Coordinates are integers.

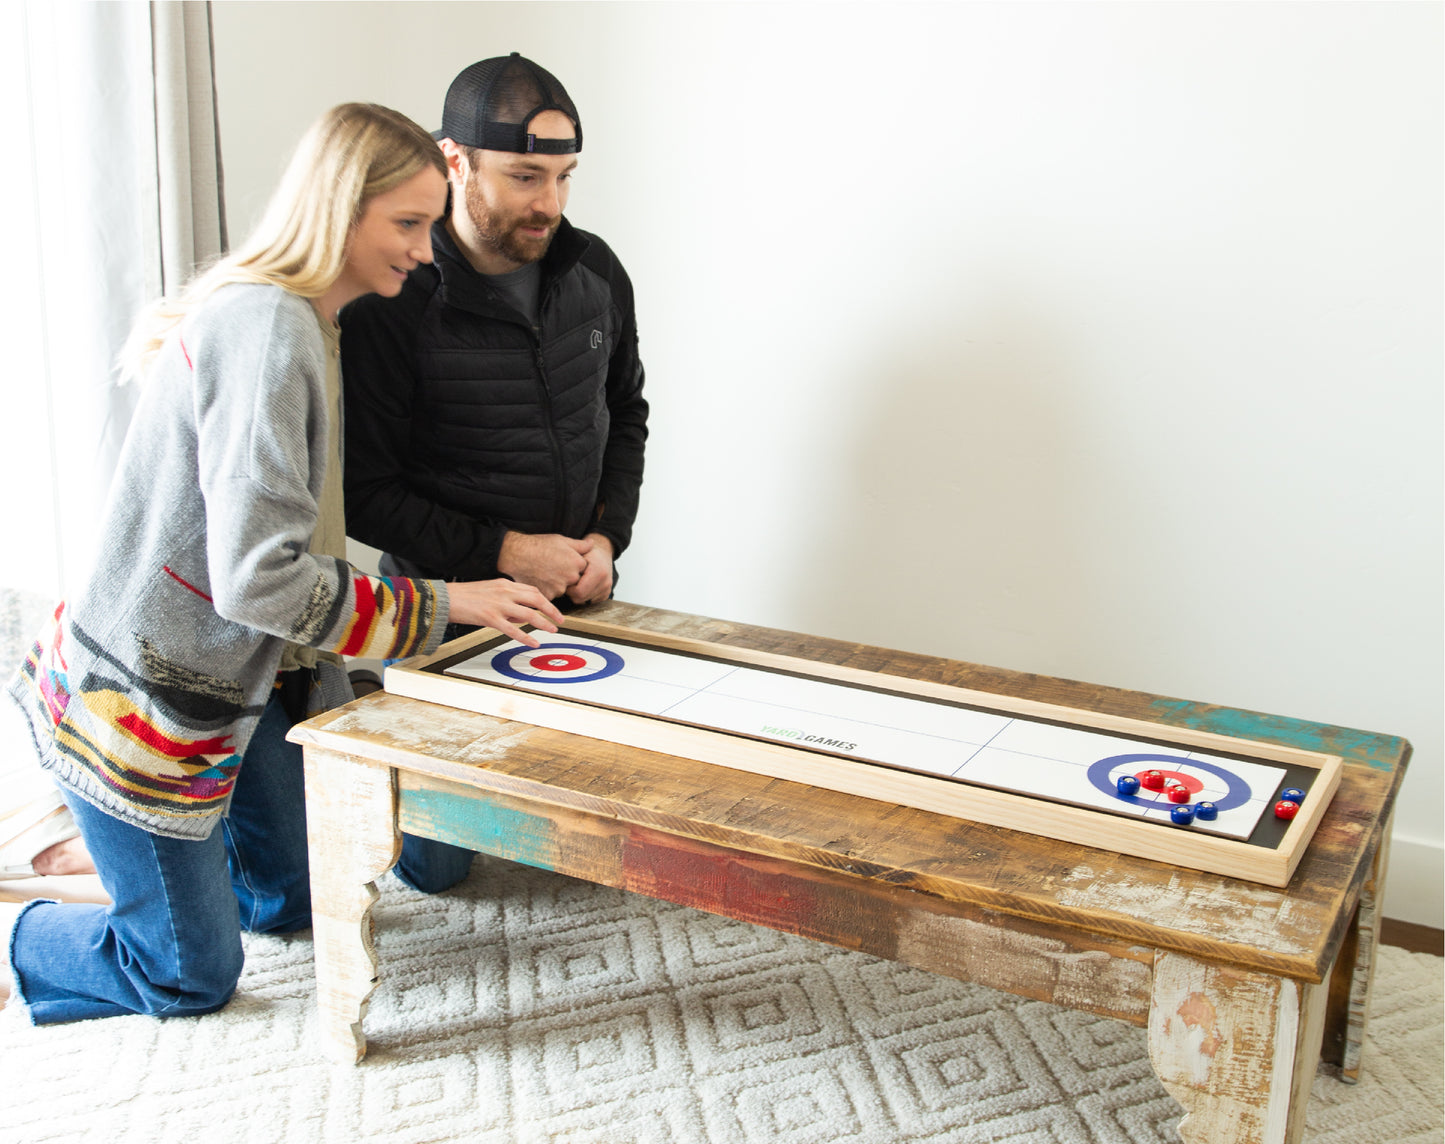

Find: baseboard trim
<box><xmin>1381</xmin><ymin>918</ymin><xmax>1444</xmax><ymax>956</ymax></box>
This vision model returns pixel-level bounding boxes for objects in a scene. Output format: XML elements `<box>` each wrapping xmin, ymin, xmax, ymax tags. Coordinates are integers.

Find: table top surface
<box><xmin>293</xmin><ymin>601</ymin><xmax>1409</xmax><ymax>983</ymax></box>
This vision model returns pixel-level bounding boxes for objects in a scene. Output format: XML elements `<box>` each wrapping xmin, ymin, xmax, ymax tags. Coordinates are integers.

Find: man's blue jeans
<box><xmin>382</xmin><ymin>645</ymin><xmax>475</xmax><ymax>895</ymax></box>
<box><xmin>396</xmin><ymin>834</ymin><xmax>474</xmax><ymax>893</ymax></box>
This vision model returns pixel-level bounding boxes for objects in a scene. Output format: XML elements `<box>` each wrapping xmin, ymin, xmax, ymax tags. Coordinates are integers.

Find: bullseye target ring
<box><xmin>1088</xmin><ymin>753</ymin><xmax>1253</xmax><ymax>813</ymax></box>
<box><xmin>491</xmin><ymin>642</ymin><xmax>625</xmax><ymax>685</ymax></box>
<box><xmin>1147</xmin><ymin>771</ymin><xmax>1206</xmax><ymax>797</ymax></box>
<box><xmin>533</xmin><ymin>654</ymin><xmax>587</xmax><ymax>672</ymax></box>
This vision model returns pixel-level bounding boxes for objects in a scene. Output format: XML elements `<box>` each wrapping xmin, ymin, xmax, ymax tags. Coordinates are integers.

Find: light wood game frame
<box><xmin>384</xmin><ymin>617</ymin><xmax>1343</xmax><ymax>886</ymax></box>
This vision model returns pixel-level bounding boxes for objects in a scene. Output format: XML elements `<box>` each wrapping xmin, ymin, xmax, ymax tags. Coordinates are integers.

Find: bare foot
<box><xmin>31</xmin><ymin>837</ymin><xmax>96</xmax><ymax>877</ymax></box>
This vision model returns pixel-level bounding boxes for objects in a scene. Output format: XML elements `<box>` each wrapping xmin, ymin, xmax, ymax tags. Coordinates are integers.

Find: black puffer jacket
<box><xmin>341</xmin><ymin>218</ymin><xmax>648</xmax><ymax>583</ymax></box>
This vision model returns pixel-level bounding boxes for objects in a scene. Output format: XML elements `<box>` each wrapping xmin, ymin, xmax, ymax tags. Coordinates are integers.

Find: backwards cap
<box><xmin>439</xmin><ymin>52</ymin><xmax>581</xmax><ymax>155</ymax></box>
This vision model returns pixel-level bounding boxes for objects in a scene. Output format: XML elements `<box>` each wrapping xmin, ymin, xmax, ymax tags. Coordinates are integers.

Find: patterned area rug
<box><xmin>2</xmin><ymin>855</ymin><xmax>1441</xmax><ymax>1144</ymax></box>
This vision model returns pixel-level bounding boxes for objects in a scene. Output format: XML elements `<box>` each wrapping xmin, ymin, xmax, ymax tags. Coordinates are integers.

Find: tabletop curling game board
<box><xmin>385</xmin><ymin>618</ymin><xmax>1342</xmax><ymax>886</ymax></box>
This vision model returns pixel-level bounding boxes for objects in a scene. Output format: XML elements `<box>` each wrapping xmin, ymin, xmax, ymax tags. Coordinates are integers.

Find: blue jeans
<box><xmin>8</xmin><ymin>688</ymin><xmax>475</xmax><ymax>1023</ymax></box>
<box><xmin>380</xmin><ymin>650</ymin><xmax>475</xmax><ymax>894</ymax></box>
<box><xmin>9</xmin><ymin>692</ymin><xmax>310</xmax><ymax>1024</ymax></box>
<box><xmin>396</xmin><ymin>834</ymin><xmax>474</xmax><ymax>893</ymax></box>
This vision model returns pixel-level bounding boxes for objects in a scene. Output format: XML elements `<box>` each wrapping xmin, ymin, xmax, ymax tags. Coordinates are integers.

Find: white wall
<box><xmin>213</xmin><ymin>1</ymin><xmax>1443</xmax><ymax>925</ymax></box>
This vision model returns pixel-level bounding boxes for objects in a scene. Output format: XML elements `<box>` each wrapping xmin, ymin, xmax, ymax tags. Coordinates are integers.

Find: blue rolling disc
<box><xmin>1194</xmin><ymin>801</ymin><xmax>1218</xmax><ymax>821</ymax></box>
<box><xmin>1116</xmin><ymin>775</ymin><xmax>1141</xmax><ymax>797</ymax></box>
<box><xmin>1170</xmin><ymin>804</ymin><xmax>1196</xmax><ymax>826</ymax></box>
<box><xmin>1281</xmin><ymin>787</ymin><xmax>1305</xmax><ymax>804</ymax></box>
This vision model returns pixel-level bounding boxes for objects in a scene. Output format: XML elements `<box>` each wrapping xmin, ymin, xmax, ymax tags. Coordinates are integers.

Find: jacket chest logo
<box><xmin>590</xmin><ymin>329</ymin><xmax>603</xmax><ymax>349</ymax></box>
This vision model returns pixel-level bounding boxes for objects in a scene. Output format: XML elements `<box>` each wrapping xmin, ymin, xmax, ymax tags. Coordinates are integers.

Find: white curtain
<box><xmin>1</xmin><ymin>0</ymin><xmax>224</xmax><ymax>602</ymax></box>
<box><xmin>151</xmin><ymin>0</ymin><xmax>227</xmax><ymax>295</ymax></box>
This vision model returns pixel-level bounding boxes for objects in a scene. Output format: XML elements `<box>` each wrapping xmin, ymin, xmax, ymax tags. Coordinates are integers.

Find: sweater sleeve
<box><xmin>341</xmin><ymin>283</ymin><xmax>510</xmax><ymax>580</ymax></box>
<box><xmin>189</xmin><ymin>288</ymin><xmax>450</xmax><ymax>660</ymax></box>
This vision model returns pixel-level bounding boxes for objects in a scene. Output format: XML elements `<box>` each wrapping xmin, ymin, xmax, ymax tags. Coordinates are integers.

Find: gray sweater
<box><xmin>7</xmin><ymin>284</ymin><xmax>449</xmax><ymax>840</ymax></box>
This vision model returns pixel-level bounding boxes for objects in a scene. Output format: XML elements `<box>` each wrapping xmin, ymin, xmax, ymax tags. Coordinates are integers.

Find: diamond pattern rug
<box><xmin>3</xmin><ymin>854</ymin><xmax>1441</xmax><ymax>1143</ymax></box>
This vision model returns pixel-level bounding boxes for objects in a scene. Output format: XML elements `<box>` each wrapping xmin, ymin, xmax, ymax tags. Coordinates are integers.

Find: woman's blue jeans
<box><xmin>7</xmin><ymin>687</ymin><xmax>473</xmax><ymax>1024</ymax></box>
<box><xmin>8</xmin><ymin>692</ymin><xmax>310</xmax><ymax>1024</ymax></box>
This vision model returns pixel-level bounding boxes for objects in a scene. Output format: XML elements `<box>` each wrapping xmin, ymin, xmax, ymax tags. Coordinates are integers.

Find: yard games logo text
<box><xmin>760</xmin><ymin>724</ymin><xmax>858</xmax><ymax>752</ymax></box>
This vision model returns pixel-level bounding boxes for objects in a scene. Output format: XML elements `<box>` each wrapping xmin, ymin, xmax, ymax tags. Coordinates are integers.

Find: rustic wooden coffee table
<box><xmin>290</xmin><ymin>602</ymin><xmax>1407</xmax><ymax>1144</ymax></box>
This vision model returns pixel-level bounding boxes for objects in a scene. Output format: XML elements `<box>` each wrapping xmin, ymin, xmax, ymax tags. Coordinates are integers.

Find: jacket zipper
<box><xmin>530</xmin><ymin>327</ymin><xmax>569</xmax><ymax>533</ymax></box>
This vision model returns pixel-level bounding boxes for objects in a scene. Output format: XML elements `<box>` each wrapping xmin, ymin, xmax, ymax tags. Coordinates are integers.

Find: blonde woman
<box><xmin>0</xmin><ymin>104</ymin><xmax>563</xmax><ymax>1024</ymax></box>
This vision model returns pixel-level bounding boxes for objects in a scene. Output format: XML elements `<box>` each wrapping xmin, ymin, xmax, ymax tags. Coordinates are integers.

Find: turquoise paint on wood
<box><xmin>399</xmin><ymin>787</ymin><xmax>556</xmax><ymax>870</ymax></box>
<box><xmin>1147</xmin><ymin>700</ymin><xmax>1408</xmax><ymax>771</ymax></box>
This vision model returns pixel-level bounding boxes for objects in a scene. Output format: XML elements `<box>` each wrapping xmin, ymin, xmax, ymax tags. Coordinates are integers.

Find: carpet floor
<box><xmin>2</xmin><ymin>854</ymin><xmax>1440</xmax><ymax>1144</ymax></box>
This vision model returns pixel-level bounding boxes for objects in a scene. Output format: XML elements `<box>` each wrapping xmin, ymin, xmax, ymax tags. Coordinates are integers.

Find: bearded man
<box><xmin>342</xmin><ymin>53</ymin><xmax>648</xmax><ymax>618</ymax></box>
<box><xmin>340</xmin><ymin>55</ymin><xmax>648</xmax><ymax>892</ymax></box>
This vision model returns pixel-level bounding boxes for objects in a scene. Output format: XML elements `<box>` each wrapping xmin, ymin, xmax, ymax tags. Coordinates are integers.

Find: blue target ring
<box><xmin>491</xmin><ymin>642</ymin><xmax>625</xmax><ymax>684</ymax></box>
<box><xmin>1087</xmin><ymin>753</ymin><xmax>1254</xmax><ymax>814</ymax></box>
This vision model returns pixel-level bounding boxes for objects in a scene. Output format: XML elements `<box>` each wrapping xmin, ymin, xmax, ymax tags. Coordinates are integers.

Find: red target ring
<box><xmin>530</xmin><ymin>653</ymin><xmax>587</xmax><ymax>672</ymax></box>
<box><xmin>1138</xmin><ymin>770</ymin><xmax>1205</xmax><ymax>796</ymax></box>
<box><xmin>1091</xmin><ymin>754</ymin><xmax>1255</xmax><ymax>814</ymax></box>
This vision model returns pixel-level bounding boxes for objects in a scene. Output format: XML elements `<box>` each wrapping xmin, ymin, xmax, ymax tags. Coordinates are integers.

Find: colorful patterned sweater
<box><xmin>6</xmin><ymin>284</ymin><xmax>450</xmax><ymax>840</ymax></box>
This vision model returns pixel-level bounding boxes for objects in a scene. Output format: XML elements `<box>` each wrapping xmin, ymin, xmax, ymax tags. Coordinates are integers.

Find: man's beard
<box><xmin>464</xmin><ymin>176</ymin><xmax>559</xmax><ymax>267</ymax></box>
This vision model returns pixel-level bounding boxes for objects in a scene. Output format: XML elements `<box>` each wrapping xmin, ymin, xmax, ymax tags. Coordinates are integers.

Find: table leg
<box><xmin>1148</xmin><ymin>951</ymin><xmax>1328</xmax><ymax>1144</ymax></box>
<box><xmin>1339</xmin><ymin>814</ymin><xmax>1392</xmax><ymax>1081</ymax></box>
<box><xmin>303</xmin><ymin>748</ymin><xmax>400</xmax><ymax>1063</ymax></box>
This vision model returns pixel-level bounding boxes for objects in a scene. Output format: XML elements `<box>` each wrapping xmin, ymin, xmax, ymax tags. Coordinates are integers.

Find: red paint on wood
<box><xmin>620</xmin><ymin>826</ymin><xmax>827</xmax><ymax>939</ymax></box>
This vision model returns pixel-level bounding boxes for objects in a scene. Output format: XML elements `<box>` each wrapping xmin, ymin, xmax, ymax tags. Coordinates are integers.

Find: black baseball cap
<box><xmin>438</xmin><ymin>52</ymin><xmax>582</xmax><ymax>155</ymax></box>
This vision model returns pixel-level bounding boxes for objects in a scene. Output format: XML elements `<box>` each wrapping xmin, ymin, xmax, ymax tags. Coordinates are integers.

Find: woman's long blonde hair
<box><xmin>122</xmin><ymin>102</ymin><xmax>445</xmax><ymax>380</ymax></box>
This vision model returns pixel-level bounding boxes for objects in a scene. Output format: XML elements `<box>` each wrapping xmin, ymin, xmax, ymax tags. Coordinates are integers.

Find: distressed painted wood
<box><xmin>302</xmin><ymin>748</ymin><xmax>400</xmax><ymax>1063</ymax></box>
<box><xmin>290</xmin><ymin>599</ymin><xmax>1408</xmax><ymax>1133</ymax></box>
<box><xmin>1339</xmin><ymin>811</ymin><xmax>1391</xmax><ymax>1081</ymax></box>
<box><xmin>1149</xmin><ymin>951</ymin><xmax>1330</xmax><ymax>1144</ymax></box>
<box><xmin>396</xmin><ymin>769</ymin><xmax>1157</xmax><ymax>1025</ymax></box>
<box><xmin>387</xmin><ymin>618</ymin><xmax>1342</xmax><ymax>887</ymax></box>
<box><xmin>295</xmin><ymin>689</ymin><xmax>1397</xmax><ymax>983</ymax></box>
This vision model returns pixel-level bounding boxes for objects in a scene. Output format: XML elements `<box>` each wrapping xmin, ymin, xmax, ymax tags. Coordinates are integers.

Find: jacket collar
<box><xmin>431</xmin><ymin>216</ymin><xmax>590</xmax><ymax>319</ymax></box>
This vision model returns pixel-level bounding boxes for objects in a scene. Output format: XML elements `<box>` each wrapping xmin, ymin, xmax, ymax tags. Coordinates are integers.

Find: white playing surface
<box><xmin>447</xmin><ymin>633</ymin><xmax>1287</xmax><ymax>841</ymax></box>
